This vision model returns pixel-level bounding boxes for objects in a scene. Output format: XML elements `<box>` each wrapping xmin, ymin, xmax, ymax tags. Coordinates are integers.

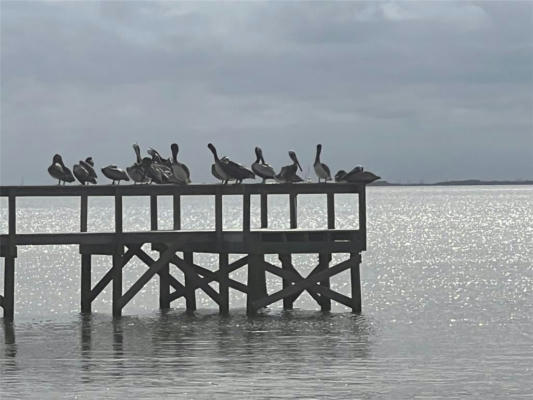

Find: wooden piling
<box><xmin>247</xmin><ymin>254</ymin><xmax>267</xmax><ymax>315</ymax></box>
<box><xmin>184</xmin><ymin>252</ymin><xmax>196</xmax><ymax>311</ymax></box>
<box><xmin>318</xmin><ymin>253</ymin><xmax>332</xmax><ymax>311</ymax></box>
<box><xmin>112</xmin><ymin>247</ymin><xmax>123</xmax><ymax>317</ymax></box>
<box><xmin>279</xmin><ymin>254</ymin><xmax>294</xmax><ymax>310</ymax></box>
<box><xmin>81</xmin><ymin>254</ymin><xmax>91</xmax><ymax>314</ymax></box>
<box><xmin>3</xmin><ymin>257</ymin><xmax>15</xmax><ymax>321</ymax></box>
<box><xmin>159</xmin><ymin>249</ymin><xmax>170</xmax><ymax>310</ymax></box>
<box><xmin>350</xmin><ymin>253</ymin><xmax>362</xmax><ymax>313</ymax></box>
<box><xmin>219</xmin><ymin>253</ymin><xmax>229</xmax><ymax>315</ymax></box>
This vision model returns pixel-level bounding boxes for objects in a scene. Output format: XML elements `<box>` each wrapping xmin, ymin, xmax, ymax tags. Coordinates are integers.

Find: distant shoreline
<box><xmin>369</xmin><ymin>179</ymin><xmax>533</xmax><ymax>187</ymax></box>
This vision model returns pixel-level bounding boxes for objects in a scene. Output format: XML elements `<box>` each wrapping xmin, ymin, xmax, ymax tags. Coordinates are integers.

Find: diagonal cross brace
<box><xmin>170</xmin><ymin>255</ymin><xmax>221</xmax><ymax>305</ymax></box>
<box><xmin>252</xmin><ymin>257</ymin><xmax>356</xmax><ymax>310</ymax></box>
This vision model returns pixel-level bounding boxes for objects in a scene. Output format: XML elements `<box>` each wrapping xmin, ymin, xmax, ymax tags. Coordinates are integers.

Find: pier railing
<box><xmin>1</xmin><ymin>183</ymin><xmax>367</xmax><ymax>320</ymax></box>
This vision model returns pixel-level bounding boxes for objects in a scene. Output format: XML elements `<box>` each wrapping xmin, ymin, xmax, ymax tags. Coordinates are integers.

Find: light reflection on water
<box><xmin>1</xmin><ymin>186</ymin><xmax>533</xmax><ymax>398</ymax></box>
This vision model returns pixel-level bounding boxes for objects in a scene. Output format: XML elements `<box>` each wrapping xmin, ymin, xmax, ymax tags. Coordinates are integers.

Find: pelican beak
<box><xmin>296</xmin><ymin>159</ymin><xmax>302</xmax><ymax>171</ymax></box>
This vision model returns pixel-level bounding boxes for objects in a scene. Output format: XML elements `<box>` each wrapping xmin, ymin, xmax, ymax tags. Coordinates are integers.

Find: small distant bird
<box><xmin>335</xmin><ymin>166</ymin><xmax>380</xmax><ymax>184</ymax></box>
<box><xmin>252</xmin><ymin>147</ymin><xmax>276</xmax><ymax>183</ymax></box>
<box><xmin>101</xmin><ymin>165</ymin><xmax>130</xmax><ymax>184</ymax></box>
<box><xmin>276</xmin><ymin>151</ymin><xmax>303</xmax><ymax>183</ymax></box>
<box><xmin>313</xmin><ymin>144</ymin><xmax>331</xmax><ymax>183</ymax></box>
<box><xmin>73</xmin><ymin>161</ymin><xmax>96</xmax><ymax>185</ymax></box>
<box><xmin>48</xmin><ymin>154</ymin><xmax>75</xmax><ymax>185</ymax></box>
<box><xmin>127</xmin><ymin>144</ymin><xmax>147</xmax><ymax>184</ymax></box>
<box><xmin>207</xmin><ymin>143</ymin><xmax>255</xmax><ymax>184</ymax></box>
<box><xmin>170</xmin><ymin>143</ymin><xmax>191</xmax><ymax>184</ymax></box>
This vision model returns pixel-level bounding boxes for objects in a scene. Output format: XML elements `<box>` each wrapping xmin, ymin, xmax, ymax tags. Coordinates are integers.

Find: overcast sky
<box><xmin>1</xmin><ymin>1</ymin><xmax>532</xmax><ymax>184</ymax></box>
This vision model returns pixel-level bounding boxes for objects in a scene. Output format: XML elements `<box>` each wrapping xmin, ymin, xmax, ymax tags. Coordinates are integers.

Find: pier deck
<box><xmin>1</xmin><ymin>183</ymin><xmax>367</xmax><ymax>321</ymax></box>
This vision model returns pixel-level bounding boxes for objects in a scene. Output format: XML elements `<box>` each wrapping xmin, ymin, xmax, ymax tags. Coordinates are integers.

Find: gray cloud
<box><xmin>1</xmin><ymin>1</ymin><xmax>532</xmax><ymax>184</ymax></box>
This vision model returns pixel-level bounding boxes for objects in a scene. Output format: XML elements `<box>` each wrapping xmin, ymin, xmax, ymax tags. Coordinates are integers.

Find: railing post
<box><xmin>173</xmin><ymin>194</ymin><xmax>181</xmax><ymax>230</ymax></box>
<box><xmin>243</xmin><ymin>192</ymin><xmax>251</xmax><ymax>232</ymax></box>
<box><xmin>215</xmin><ymin>193</ymin><xmax>222</xmax><ymax>239</ymax></box>
<box><xmin>81</xmin><ymin>192</ymin><xmax>88</xmax><ymax>232</ymax></box>
<box><xmin>150</xmin><ymin>195</ymin><xmax>158</xmax><ymax>231</ymax></box>
<box><xmin>289</xmin><ymin>193</ymin><xmax>297</xmax><ymax>229</ymax></box>
<box><xmin>327</xmin><ymin>192</ymin><xmax>335</xmax><ymax>229</ymax></box>
<box><xmin>260</xmin><ymin>193</ymin><xmax>268</xmax><ymax>228</ymax></box>
<box><xmin>115</xmin><ymin>195</ymin><xmax>123</xmax><ymax>233</ymax></box>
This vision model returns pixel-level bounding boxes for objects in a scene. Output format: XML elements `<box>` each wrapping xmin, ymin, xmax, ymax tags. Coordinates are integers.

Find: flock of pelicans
<box><xmin>47</xmin><ymin>143</ymin><xmax>380</xmax><ymax>185</ymax></box>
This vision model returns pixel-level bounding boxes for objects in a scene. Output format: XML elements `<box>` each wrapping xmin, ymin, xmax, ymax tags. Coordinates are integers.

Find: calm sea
<box><xmin>1</xmin><ymin>186</ymin><xmax>532</xmax><ymax>399</ymax></box>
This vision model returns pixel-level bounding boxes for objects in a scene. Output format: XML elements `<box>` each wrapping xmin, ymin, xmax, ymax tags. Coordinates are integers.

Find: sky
<box><xmin>1</xmin><ymin>1</ymin><xmax>532</xmax><ymax>184</ymax></box>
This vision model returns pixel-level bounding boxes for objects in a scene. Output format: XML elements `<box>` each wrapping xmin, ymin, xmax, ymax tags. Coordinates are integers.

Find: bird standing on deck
<box><xmin>101</xmin><ymin>165</ymin><xmax>130</xmax><ymax>184</ymax></box>
<box><xmin>170</xmin><ymin>143</ymin><xmax>191</xmax><ymax>184</ymax></box>
<box><xmin>208</xmin><ymin>143</ymin><xmax>255</xmax><ymax>184</ymax></box>
<box><xmin>275</xmin><ymin>151</ymin><xmax>303</xmax><ymax>183</ymax></box>
<box><xmin>313</xmin><ymin>144</ymin><xmax>331</xmax><ymax>183</ymax></box>
<box><xmin>48</xmin><ymin>154</ymin><xmax>75</xmax><ymax>185</ymax></box>
<box><xmin>251</xmin><ymin>147</ymin><xmax>276</xmax><ymax>183</ymax></box>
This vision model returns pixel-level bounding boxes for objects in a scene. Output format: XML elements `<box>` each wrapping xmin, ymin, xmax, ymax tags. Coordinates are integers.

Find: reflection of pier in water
<box><xmin>1</xmin><ymin>183</ymin><xmax>368</xmax><ymax>321</ymax></box>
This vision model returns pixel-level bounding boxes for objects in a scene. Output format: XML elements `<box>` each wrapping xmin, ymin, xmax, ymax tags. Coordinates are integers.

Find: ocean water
<box><xmin>0</xmin><ymin>186</ymin><xmax>532</xmax><ymax>399</ymax></box>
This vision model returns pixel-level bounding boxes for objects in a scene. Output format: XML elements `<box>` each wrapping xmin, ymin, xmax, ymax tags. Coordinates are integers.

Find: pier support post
<box><xmin>81</xmin><ymin>254</ymin><xmax>92</xmax><ymax>314</ymax></box>
<box><xmin>3</xmin><ymin>256</ymin><xmax>15</xmax><ymax>321</ymax></box>
<box><xmin>219</xmin><ymin>253</ymin><xmax>229</xmax><ymax>315</ymax></box>
<box><xmin>247</xmin><ymin>254</ymin><xmax>267</xmax><ymax>315</ymax></box>
<box><xmin>318</xmin><ymin>253</ymin><xmax>332</xmax><ymax>311</ymax></box>
<box><xmin>350</xmin><ymin>253</ymin><xmax>362</xmax><ymax>313</ymax></box>
<box><xmin>112</xmin><ymin>247</ymin><xmax>123</xmax><ymax>318</ymax></box>
<box><xmin>184</xmin><ymin>252</ymin><xmax>196</xmax><ymax>312</ymax></box>
<box><xmin>159</xmin><ymin>255</ymin><xmax>170</xmax><ymax>310</ymax></box>
<box><xmin>279</xmin><ymin>254</ymin><xmax>295</xmax><ymax>310</ymax></box>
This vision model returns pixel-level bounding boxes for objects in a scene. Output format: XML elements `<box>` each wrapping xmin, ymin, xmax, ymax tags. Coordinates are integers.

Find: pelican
<box><xmin>147</xmin><ymin>147</ymin><xmax>173</xmax><ymax>183</ymax></box>
<box><xmin>170</xmin><ymin>143</ymin><xmax>191</xmax><ymax>184</ymax></box>
<box><xmin>335</xmin><ymin>166</ymin><xmax>380</xmax><ymax>184</ymax></box>
<box><xmin>48</xmin><ymin>154</ymin><xmax>74</xmax><ymax>185</ymax></box>
<box><xmin>207</xmin><ymin>143</ymin><xmax>254</xmax><ymax>184</ymax></box>
<box><xmin>73</xmin><ymin>161</ymin><xmax>96</xmax><ymax>185</ymax></box>
<box><xmin>126</xmin><ymin>144</ymin><xmax>147</xmax><ymax>184</ymax></box>
<box><xmin>80</xmin><ymin>157</ymin><xmax>97</xmax><ymax>182</ymax></box>
<box><xmin>101</xmin><ymin>165</ymin><xmax>130</xmax><ymax>184</ymax></box>
<box><xmin>314</xmin><ymin>144</ymin><xmax>331</xmax><ymax>183</ymax></box>
<box><xmin>211</xmin><ymin>157</ymin><xmax>233</xmax><ymax>183</ymax></box>
<box><xmin>252</xmin><ymin>147</ymin><xmax>276</xmax><ymax>183</ymax></box>
<box><xmin>275</xmin><ymin>151</ymin><xmax>303</xmax><ymax>183</ymax></box>
<box><xmin>142</xmin><ymin>157</ymin><xmax>164</xmax><ymax>184</ymax></box>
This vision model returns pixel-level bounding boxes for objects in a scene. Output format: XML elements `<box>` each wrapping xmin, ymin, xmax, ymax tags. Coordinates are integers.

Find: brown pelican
<box><xmin>126</xmin><ymin>144</ymin><xmax>147</xmax><ymax>184</ymax></box>
<box><xmin>314</xmin><ymin>144</ymin><xmax>331</xmax><ymax>183</ymax></box>
<box><xmin>147</xmin><ymin>147</ymin><xmax>173</xmax><ymax>183</ymax></box>
<box><xmin>142</xmin><ymin>157</ymin><xmax>164</xmax><ymax>184</ymax></box>
<box><xmin>207</xmin><ymin>143</ymin><xmax>254</xmax><ymax>184</ymax></box>
<box><xmin>80</xmin><ymin>157</ymin><xmax>97</xmax><ymax>182</ymax></box>
<box><xmin>101</xmin><ymin>165</ymin><xmax>130</xmax><ymax>184</ymax></box>
<box><xmin>275</xmin><ymin>151</ymin><xmax>303</xmax><ymax>183</ymax></box>
<box><xmin>170</xmin><ymin>143</ymin><xmax>191</xmax><ymax>184</ymax></box>
<box><xmin>48</xmin><ymin>154</ymin><xmax>75</xmax><ymax>185</ymax></box>
<box><xmin>73</xmin><ymin>161</ymin><xmax>96</xmax><ymax>185</ymax></box>
<box><xmin>211</xmin><ymin>157</ymin><xmax>233</xmax><ymax>183</ymax></box>
<box><xmin>335</xmin><ymin>166</ymin><xmax>380</xmax><ymax>184</ymax></box>
<box><xmin>252</xmin><ymin>147</ymin><xmax>276</xmax><ymax>183</ymax></box>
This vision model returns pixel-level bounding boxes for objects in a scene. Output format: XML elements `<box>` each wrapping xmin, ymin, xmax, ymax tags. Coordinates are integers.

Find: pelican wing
<box><xmin>252</xmin><ymin>162</ymin><xmax>276</xmax><ymax>179</ymax></box>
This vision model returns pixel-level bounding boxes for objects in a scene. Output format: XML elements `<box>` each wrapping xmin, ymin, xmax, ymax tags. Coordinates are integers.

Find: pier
<box><xmin>0</xmin><ymin>183</ymin><xmax>367</xmax><ymax>321</ymax></box>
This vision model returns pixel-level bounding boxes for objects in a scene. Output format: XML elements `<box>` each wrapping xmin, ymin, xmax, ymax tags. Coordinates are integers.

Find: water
<box><xmin>1</xmin><ymin>186</ymin><xmax>532</xmax><ymax>399</ymax></box>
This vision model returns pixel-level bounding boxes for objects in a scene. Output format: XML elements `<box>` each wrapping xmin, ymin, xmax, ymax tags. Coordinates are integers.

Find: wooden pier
<box><xmin>0</xmin><ymin>183</ymin><xmax>367</xmax><ymax>321</ymax></box>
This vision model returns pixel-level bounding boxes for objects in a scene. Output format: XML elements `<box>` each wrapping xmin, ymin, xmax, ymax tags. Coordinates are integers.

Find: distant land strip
<box><xmin>369</xmin><ymin>179</ymin><xmax>533</xmax><ymax>187</ymax></box>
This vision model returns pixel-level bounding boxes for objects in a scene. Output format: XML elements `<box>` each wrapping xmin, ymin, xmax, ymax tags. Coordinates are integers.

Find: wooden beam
<box><xmin>81</xmin><ymin>193</ymin><xmax>88</xmax><ymax>232</ymax></box>
<box><xmin>289</xmin><ymin>193</ymin><xmax>297</xmax><ymax>229</ymax></box>
<box><xmin>279</xmin><ymin>254</ymin><xmax>294</xmax><ymax>310</ymax></box>
<box><xmin>81</xmin><ymin>254</ymin><xmax>91</xmax><ymax>313</ymax></box>
<box><xmin>115</xmin><ymin>195</ymin><xmax>123</xmax><ymax>233</ymax></box>
<box><xmin>247</xmin><ymin>254</ymin><xmax>267</xmax><ymax>315</ymax></box>
<box><xmin>252</xmin><ymin>257</ymin><xmax>354</xmax><ymax>309</ymax></box>
<box><xmin>0</xmin><ymin>295</ymin><xmax>3</xmax><ymax>308</ymax></box>
<box><xmin>150</xmin><ymin>195</ymin><xmax>158</xmax><ymax>231</ymax></box>
<box><xmin>173</xmin><ymin>194</ymin><xmax>181</xmax><ymax>230</ymax></box>
<box><xmin>159</xmin><ymin>257</ymin><xmax>170</xmax><ymax>310</ymax></box>
<box><xmin>172</xmin><ymin>255</ymin><xmax>220</xmax><ymax>306</ymax></box>
<box><xmin>183</xmin><ymin>252</ymin><xmax>196</xmax><ymax>311</ymax></box>
<box><xmin>351</xmin><ymin>253</ymin><xmax>362</xmax><ymax>313</ymax></box>
<box><xmin>260</xmin><ymin>193</ymin><xmax>268</xmax><ymax>228</ymax></box>
<box><xmin>131</xmin><ymin>246</ymin><xmax>185</xmax><ymax>294</ymax></box>
<box><xmin>218</xmin><ymin>253</ymin><xmax>229</xmax><ymax>314</ymax></box>
<box><xmin>3</xmin><ymin>257</ymin><xmax>15</xmax><ymax>321</ymax></box>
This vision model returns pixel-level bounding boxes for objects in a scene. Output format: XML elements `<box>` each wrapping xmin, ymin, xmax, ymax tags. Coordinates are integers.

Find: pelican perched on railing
<box><xmin>275</xmin><ymin>151</ymin><xmax>303</xmax><ymax>183</ymax></box>
<box><xmin>170</xmin><ymin>143</ymin><xmax>191</xmax><ymax>184</ymax></box>
<box><xmin>208</xmin><ymin>143</ymin><xmax>254</xmax><ymax>184</ymax></box>
<box><xmin>314</xmin><ymin>144</ymin><xmax>332</xmax><ymax>183</ymax></box>
<box><xmin>101</xmin><ymin>165</ymin><xmax>130</xmax><ymax>184</ymax></box>
<box><xmin>147</xmin><ymin>147</ymin><xmax>173</xmax><ymax>183</ymax></box>
<box><xmin>48</xmin><ymin>154</ymin><xmax>75</xmax><ymax>185</ymax></box>
<box><xmin>252</xmin><ymin>147</ymin><xmax>276</xmax><ymax>183</ymax></box>
<box><xmin>127</xmin><ymin>144</ymin><xmax>147</xmax><ymax>184</ymax></box>
<box><xmin>335</xmin><ymin>166</ymin><xmax>380</xmax><ymax>184</ymax></box>
<box><xmin>73</xmin><ymin>159</ymin><xmax>97</xmax><ymax>185</ymax></box>
<box><xmin>80</xmin><ymin>157</ymin><xmax>97</xmax><ymax>182</ymax></box>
